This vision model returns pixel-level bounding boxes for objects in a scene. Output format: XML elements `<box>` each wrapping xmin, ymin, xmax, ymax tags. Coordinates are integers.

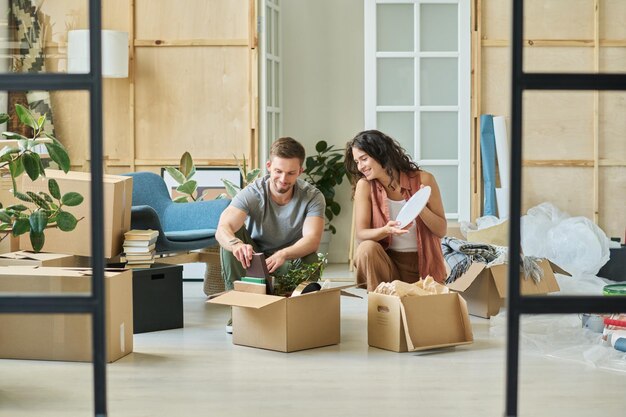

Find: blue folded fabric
<box><xmin>480</xmin><ymin>114</ymin><xmax>497</xmax><ymax>216</ymax></box>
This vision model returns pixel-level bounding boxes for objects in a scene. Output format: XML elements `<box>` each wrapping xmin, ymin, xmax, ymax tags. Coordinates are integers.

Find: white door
<box><xmin>259</xmin><ymin>0</ymin><xmax>282</xmax><ymax>164</ymax></box>
<box><xmin>364</xmin><ymin>0</ymin><xmax>470</xmax><ymax>221</ymax></box>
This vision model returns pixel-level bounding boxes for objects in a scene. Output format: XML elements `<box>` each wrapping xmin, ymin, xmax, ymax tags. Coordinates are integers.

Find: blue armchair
<box><xmin>123</xmin><ymin>172</ymin><xmax>230</xmax><ymax>254</ymax></box>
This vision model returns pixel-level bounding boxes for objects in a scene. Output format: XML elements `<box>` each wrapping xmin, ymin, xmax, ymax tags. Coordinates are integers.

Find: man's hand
<box><xmin>232</xmin><ymin>242</ymin><xmax>254</xmax><ymax>269</ymax></box>
<box><xmin>266</xmin><ymin>250</ymin><xmax>287</xmax><ymax>273</ymax></box>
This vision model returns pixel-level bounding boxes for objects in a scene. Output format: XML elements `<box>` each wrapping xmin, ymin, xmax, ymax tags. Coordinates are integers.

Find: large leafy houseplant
<box><xmin>303</xmin><ymin>140</ymin><xmax>347</xmax><ymax>234</ymax></box>
<box><xmin>165</xmin><ymin>152</ymin><xmax>261</xmax><ymax>202</ymax></box>
<box><xmin>0</xmin><ymin>104</ymin><xmax>83</xmax><ymax>252</ymax></box>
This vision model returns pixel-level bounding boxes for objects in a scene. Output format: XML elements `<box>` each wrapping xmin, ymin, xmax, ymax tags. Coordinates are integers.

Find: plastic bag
<box><xmin>521</xmin><ymin>202</ymin><xmax>570</xmax><ymax>257</ymax></box>
<box><xmin>547</xmin><ymin>217</ymin><xmax>610</xmax><ymax>276</ymax></box>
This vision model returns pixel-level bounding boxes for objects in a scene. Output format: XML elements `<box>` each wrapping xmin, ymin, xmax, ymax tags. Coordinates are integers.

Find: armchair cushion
<box><xmin>165</xmin><ymin>229</ymin><xmax>217</xmax><ymax>242</ymax></box>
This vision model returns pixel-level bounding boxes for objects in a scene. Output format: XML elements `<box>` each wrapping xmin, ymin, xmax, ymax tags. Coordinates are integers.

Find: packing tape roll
<box><xmin>291</xmin><ymin>281</ymin><xmax>321</xmax><ymax>297</ymax></box>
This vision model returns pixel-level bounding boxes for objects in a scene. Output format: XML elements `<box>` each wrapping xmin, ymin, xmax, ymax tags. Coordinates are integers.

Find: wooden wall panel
<box><xmin>522</xmin><ymin>167</ymin><xmax>594</xmax><ymax>218</ymax></box>
<box><xmin>135</xmin><ymin>0</ymin><xmax>248</xmax><ymax>40</ymax></box>
<box><xmin>478</xmin><ymin>0</ymin><xmax>625</xmax><ymax>242</ymax></box>
<box><xmin>599</xmin><ymin>167</ymin><xmax>626</xmax><ymax>239</ymax></box>
<box><xmin>134</xmin><ymin>47</ymin><xmax>250</xmax><ymax>161</ymax></box>
<box><xmin>49</xmin><ymin>91</ymin><xmax>89</xmax><ymax>167</ymax></box>
<box><xmin>523</xmin><ymin>91</ymin><xmax>594</xmax><ymax>160</ymax></box>
<box><xmin>599</xmin><ymin>92</ymin><xmax>626</xmax><ymax>159</ymax></box>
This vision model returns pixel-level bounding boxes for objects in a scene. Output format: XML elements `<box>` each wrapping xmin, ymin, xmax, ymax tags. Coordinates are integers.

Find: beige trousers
<box><xmin>354</xmin><ymin>240</ymin><xmax>420</xmax><ymax>292</ymax></box>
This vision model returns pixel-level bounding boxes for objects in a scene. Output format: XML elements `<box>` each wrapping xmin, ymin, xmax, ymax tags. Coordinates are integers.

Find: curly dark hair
<box><xmin>344</xmin><ymin>130</ymin><xmax>419</xmax><ymax>189</ymax></box>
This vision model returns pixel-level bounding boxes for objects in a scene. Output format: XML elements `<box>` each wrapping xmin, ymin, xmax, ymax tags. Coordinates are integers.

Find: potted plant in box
<box><xmin>0</xmin><ymin>104</ymin><xmax>82</xmax><ymax>252</ymax></box>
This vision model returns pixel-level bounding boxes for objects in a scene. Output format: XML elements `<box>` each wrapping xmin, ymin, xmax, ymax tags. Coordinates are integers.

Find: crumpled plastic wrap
<box><xmin>490</xmin><ymin>273</ymin><xmax>626</xmax><ymax>373</ymax></box>
<box><xmin>459</xmin><ymin>215</ymin><xmax>506</xmax><ymax>239</ymax></box>
<box><xmin>521</xmin><ymin>202</ymin><xmax>610</xmax><ymax>277</ymax></box>
<box><xmin>374</xmin><ymin>276</ymin><xmax>449</xmax><ymax>297</ymax></box>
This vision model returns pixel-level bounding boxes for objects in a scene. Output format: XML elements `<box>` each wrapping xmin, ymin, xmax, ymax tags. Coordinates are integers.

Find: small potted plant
<box><xmin>303</xmin><ymin>140</ymin><xmax>347</xmax><ymax>235</ymax></box>
<box><xmin>0</xmin><ymin>104</ymin><xmax>83</xmax><ymax>252</ymax></box>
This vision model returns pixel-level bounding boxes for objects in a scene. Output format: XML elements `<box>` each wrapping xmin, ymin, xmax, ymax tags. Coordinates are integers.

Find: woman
<box><xmin>345</xmin><ymin>130</ymin><xmax>447</xmax><ymax>291</ymax></box>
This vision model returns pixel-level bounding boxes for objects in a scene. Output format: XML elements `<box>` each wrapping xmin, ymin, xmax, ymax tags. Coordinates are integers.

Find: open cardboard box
<box><xmin>19</xmin><ymin>170</ymin><xmax>132</xmax><ymax>258</ymax></box>
<box><xmin>368</xmin><ymin>292</ymin><xmax>473</xmax><ymax>352</ymax></box>
<box><xmin>0</xmin><ymin>266</ymin><xmax>133</xmax><ymax>362</ymax></box>
<box><xmin>447</xmin><ymin>259</ymin><xmax>561</xmax><ymax>318</ymax></box>
<box><xmin>0</xmin><ymin>251</ymin><xmax>89</xmax><ymax>267</ymax></box>
<box><xmin>208</xmin><ymin>286</ymin><xmax>348</xmax><ymax>352</ymax></box>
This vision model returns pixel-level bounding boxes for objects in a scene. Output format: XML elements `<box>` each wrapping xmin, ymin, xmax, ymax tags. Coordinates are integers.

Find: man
<box><xmin>216</xmin><ymin>137</ymin><xmax>326</xmax><ymax>333</ymax></box>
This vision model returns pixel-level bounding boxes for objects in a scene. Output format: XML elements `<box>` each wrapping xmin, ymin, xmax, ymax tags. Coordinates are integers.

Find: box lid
<box><xmin>490</xmin><ymin>265</ymin><xmax>508</xmax><ymax>298</ymax></box>
<box><xmin>0</xmin><ymin>251</ymin><xmax>73</xmax><ymax>262</ymax></box>
<box><xmin>208</xmin><ymin>290</ymin><xmax>285</xmax><ymax>309</ymax></box>
<box><xmin>446</xmin><ymin>262</ymin><xmax>487</xmax><ymax>292</ymax></box>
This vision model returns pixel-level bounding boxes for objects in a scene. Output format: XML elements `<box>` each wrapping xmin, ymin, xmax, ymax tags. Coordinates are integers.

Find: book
<box><xmin>122</xmin><ymin>252</ymin><xmax>156</xmax><ymax>262</ymax></box>
<box><xmin>123</xmin><ymin>237</ymin><xmax>158</xmax><ymax>247</ymax></box>
<box><xmin>125</xmin><ymin>263</ymin><xmax>154</xmax><ymax>269</ymax></box>
<box><xmin>241</xmin><ymin>276</ymin><xmax>266</xmax><ymax>285</ymax></box>
<box><xmin>124</xmin><ymin>229</ymin><xmax>159</xmax><ymax>241</ymax></box>
<box><xmin>123</xmin><ymin>244</ymin><xmax>156</xmax><ymax>253</ymax></box>
<box><xmin>127</xmin><ymin>258</ymin><xmax>155</xmax><ymax>265</ymax></box>
<box><xmin>234</xmin><ymin>280</ymin><xmax>267</xmax><ymax>294</ymax></box>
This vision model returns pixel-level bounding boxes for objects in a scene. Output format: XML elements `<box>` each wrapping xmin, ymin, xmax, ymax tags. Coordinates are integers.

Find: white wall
<box><xmin>282</xmin><ymin>0</ymin><xmax>364</xmax><ymax>263</ymax></box>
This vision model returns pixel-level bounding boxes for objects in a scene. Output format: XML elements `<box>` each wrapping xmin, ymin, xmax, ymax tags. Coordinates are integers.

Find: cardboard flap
<box><xmin>447</xmin><ymin>262</ymin><xmax>487</xmax><ymax>292</ymax></box>
<box><xmin>207</xmin><ymin>290</ymin><xmax>284</xmax><ymax>309</ymax></box>
<box><xmin>491</xmin><ymin>265</ymin><xmax>508</xmax><ymax>298</ymax></box>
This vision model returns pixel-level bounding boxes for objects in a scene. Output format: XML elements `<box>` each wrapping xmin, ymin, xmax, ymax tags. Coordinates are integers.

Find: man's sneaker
<box><xmin>225</xmin><ymin>318</ymin><xmax>233</xmax><ymax>334</ymax></box>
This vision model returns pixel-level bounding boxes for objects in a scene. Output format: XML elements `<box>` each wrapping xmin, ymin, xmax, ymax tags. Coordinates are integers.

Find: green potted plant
<box><xmin>0</xmin><ymin>104</ymin><xmax>83</xmax><ymax>252</ymax></box>
<box><xmin>165</xmin><ymin>152</ymin><xmax>261</xmax><ymax>202</ymax></box>
<box><xmin>302</xmin><ymin>140</ymin><xmax>347</xmax><ymax>234</ymax></box>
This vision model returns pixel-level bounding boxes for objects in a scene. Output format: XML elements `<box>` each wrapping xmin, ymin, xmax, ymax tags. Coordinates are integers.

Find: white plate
<box><xmin>395</xmin><ymin>186</ymin><xmax>431</xmax><ymax>229</ymax></box>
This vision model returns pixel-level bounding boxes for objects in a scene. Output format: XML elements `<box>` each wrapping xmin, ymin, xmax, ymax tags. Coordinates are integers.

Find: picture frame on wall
<box><xmin>160</xmin><ymin>167</ymin><xmax>243</xmax><ymax>201</ymax></box>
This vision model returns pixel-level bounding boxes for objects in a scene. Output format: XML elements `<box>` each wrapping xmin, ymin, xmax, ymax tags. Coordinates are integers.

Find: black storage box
<box><xmin>132</xmin><ymin>263</ymin><xmax>184</xmax><ymax>333</ymax></box>
<box><xmin>598</xmin><ymin>246</ymin><xmax>626</xmax><ymax>282</ymax></box>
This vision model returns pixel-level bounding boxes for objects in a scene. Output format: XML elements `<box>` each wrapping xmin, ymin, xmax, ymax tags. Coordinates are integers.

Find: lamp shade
<box><xmin>67</xmin><ymin>30</ymin><xmax>128</xmax><ymax>78</ymax></box>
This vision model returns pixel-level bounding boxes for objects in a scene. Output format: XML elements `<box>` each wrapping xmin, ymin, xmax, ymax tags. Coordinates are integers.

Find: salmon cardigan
<box><xmin>369</xmin><ymin>170</ymin><xmax>447</xmax><ymax>283</ymax></box>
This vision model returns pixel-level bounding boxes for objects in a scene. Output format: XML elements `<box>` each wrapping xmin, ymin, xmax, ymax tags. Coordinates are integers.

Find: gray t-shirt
<box><xmin>231</xmin><ymin>175</ymin><xmax>325</xmax><ymax>254</ymax></box>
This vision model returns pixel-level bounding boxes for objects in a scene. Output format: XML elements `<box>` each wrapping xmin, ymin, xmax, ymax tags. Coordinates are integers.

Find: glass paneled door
<box><xmin>260</xmin><ymin>0</ymin><xmax>282</xmax><ymax>164</ymax></box>
<box><xmin>365</xmin><ymin>0</ymin><xmax>470</xmax><ymax>221</ymax></box>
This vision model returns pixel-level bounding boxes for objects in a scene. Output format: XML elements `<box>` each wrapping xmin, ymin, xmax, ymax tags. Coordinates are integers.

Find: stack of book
<box><xmin>121</xmin><ymin>229</ymin><xmax>158</xmax><ymax>269</ymax></box>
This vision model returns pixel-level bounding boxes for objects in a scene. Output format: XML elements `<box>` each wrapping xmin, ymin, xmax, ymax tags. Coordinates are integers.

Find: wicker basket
<box><xmin>203</xmin><ymin>246</ymin><xmax>225</xmax><ymax>296</ymax></box>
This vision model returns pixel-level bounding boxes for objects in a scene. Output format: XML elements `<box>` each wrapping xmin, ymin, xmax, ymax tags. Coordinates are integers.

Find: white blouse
<box><xmin>386</xmin><ymin>198</ymin><xmax>418</xmax><ymax>252</ymax></box>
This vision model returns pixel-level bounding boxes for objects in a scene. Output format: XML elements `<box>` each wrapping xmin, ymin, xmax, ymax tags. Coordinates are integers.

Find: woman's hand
<box><xmin>383</xmin><ymin>220</ymin><xmax>409</xmax><ymax>236</ymax></box>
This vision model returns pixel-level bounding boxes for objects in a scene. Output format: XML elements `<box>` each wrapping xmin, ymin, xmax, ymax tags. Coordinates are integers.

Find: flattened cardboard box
<box><xmin>446</xmin><ymin>259</ymin><xmax>560</xmax><ymax>318</ymax></box>
<box><xmin>20</xmin><ymin>170</ymin><xmax>133</xmax><ymax>258</ymax></box>
<box><xmin>368</xmin><ymin>292</ymin><xmax>473</xmax><ymax>352</ymax></box>
<box><xmin>0</xmin><ymin>266</ymin><xmax>133</xmax><ymax>362</ymax></box>
<box><xmin>0</xmin><ymin>251</ymin><xmax>89</xmax><ymax>268</ymax></box>
<box><xmin>209</xmin><ymin>288</ymin><xmax>341</xmax><ymax>352</ymax></box>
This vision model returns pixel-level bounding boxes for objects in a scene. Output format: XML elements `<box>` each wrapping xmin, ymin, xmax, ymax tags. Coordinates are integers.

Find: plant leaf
<box><xmin>15</xmin><ymin>104</ymin><xmax>37</xmax><ymax>130</ymax></box>
<box><xmin>8</xmin><ymin>158</ymin><xmax>25</xmax><ymax>179</ymax></box>
<box><xmin>37</xmin><ymin>114</ymin><xmax>46</xmax><ymax>129</ymax></box>
<box><xmin>245</xmin><ymin>168</ymin><xmax>261</xmax><ymax>184</ymax></box>
<box><xmin>26</xmin><ymin>191</ymin><xmax>50</xmax><ymax>209</ymax></box>
<box><xmin>44</xmin><ymin>142</ymin><xmax>71</xmax><ymax>173</ymax></box>
<box><xmin>0</xmin><ymin>113</ymin><xmax>9</xmax><ymax>124</ymax></box>
<box><xmin>13</xmin><ymin>191</ymin><xmax>33</xmax><ymax>203</ymax></box>
<box><xmin>0</xmin><ymin>211</ymin><xmax>12</xmax><ymax>223</ymax></box>
<box><xmin>61</xmin><ymin>192</ymin><xmax>84</xmax><ymax>206</ymax></box>
<box><xmin>315</xmin><ymin>140</ymin><xmax>328</xmax><ymax>153</ymax></box>
<box><xmin>12</xmin><ymin>218</ymin><xmax>30</xmax><ymax>236</ymax></box>
<box><xmin>179</xmin><ymin>152</ymin><xmax>195</xmax><ymax>179</ymax></box>
<box><xmin>165</xmin><ymin>167</ymin><xmax>186</xmax><ymax>185</ymax></box>
<box><xmin>1</xmin><ymin>132</ymin><xmax>28</xmax><ymax>140</ymax></box>
<box><xmin>221</xmin><ymin>178</ymin><xmax>240</xmax><ymax>198</ymax></box>
<box><xmin>29</xmin><ymin>231</ymin><xmax>45</xmax><ymax>252</ymax></box>
<box><xmin>6</xmin><ymin>204</ymin><xmax>28</xmax><ymax>211</ymax></box>
<box><xmin>39</xmin><ymin>192</ymin><xmax>54</xmax><ymax>203</ymax></box>
<box><xmin>172</xmin><ymin>195</ymin><xmax>189</xmax><ymax>203</ymax></box>
<box><xmin>176</xmin><ymin>179</ymin><xmax>197</xmax><ymax>196</ymax></box>
<box><xmin>29</xmin><ymin>210</ymin><xmax>48</xmax><ymax>234</ymax></box>
<box><xmin>56</xmin><ymin>211</ymin><xmax>78</xmax><ymax>231</ymax></box>
<box><xmin>22</xmin><ymin>152</ymin><xmax>41</xmax><ymax>181</ymax></box>
<box><xmin>48</xmin><ymin>178</ymin><xmax>61</xmax><ymax>199</ymax></box>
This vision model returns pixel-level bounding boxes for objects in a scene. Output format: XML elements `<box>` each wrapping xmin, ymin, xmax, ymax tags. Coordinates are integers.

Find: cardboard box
<box><xmin>368</xmin><ymin>292</ymin><xmax>474</xmax><ymax>352</ymax></box>
<box><xmin>446</xmin><ymin>259</ymin><xmax>560</xmax><ymax>318</ymax></box>
<box><xmin>19</xmin><ymin>170</ymin><xmax>133</xmax><ymax>258</ymax></box>
<box><xmin>132</xmin><ymin>263</ymin><xmax>183</xmax><ymax>333</ymax></box>
<box><xmin>0</xmin><ymin>266</ymin><xmax>133</xmax><ymax>362</ymax></box>
<box><xmin>209</xmin><ymin>288</ymin><xmax>341</xmax><ymax>352</ymax></box>
<box><xmin>0</xmin><ymin>251</ymin><xmax>89</xmax><ymax>267</ymax></box>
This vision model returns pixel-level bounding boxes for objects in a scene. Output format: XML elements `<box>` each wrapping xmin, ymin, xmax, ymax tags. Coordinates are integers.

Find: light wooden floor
<box><xmin>1</xmin><ymin>265</ymin><xmax>624</xmax><ymax>417</ymax></box>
